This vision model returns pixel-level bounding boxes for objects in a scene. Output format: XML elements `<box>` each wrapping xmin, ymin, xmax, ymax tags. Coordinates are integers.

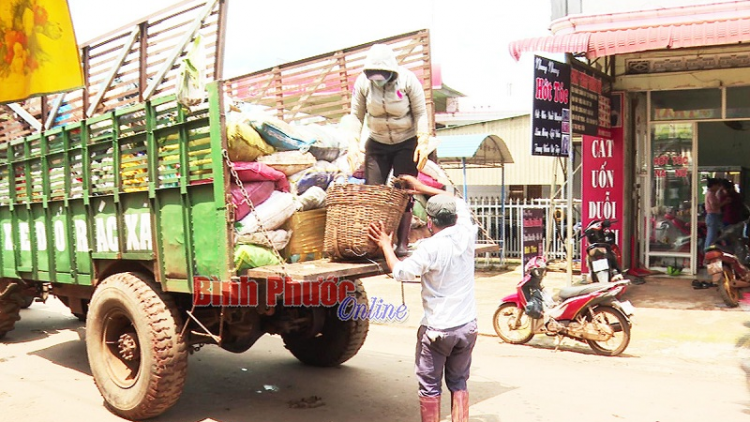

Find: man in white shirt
<box><xmin>368</xmin><ymin>175</ymin><xmax>478</xmax><ymax>422</ymax></box>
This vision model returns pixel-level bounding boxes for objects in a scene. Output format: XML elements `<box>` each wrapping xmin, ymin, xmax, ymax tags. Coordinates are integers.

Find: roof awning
<box><xmin>436</xmin><ymin>134</ymin><xmax>514</xmax><ymax>168</ymax></box>
<box><xmin>509</xmin><ymin>1</ymin><xmax>750</xmax><ymax>60</ymax></box>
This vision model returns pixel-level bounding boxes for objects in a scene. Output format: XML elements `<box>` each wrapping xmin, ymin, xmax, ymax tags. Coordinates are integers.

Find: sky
<box><xmin>66</xmin><ymin>0</ymin><xmax>731</xmax><ymax>112</ymax></box>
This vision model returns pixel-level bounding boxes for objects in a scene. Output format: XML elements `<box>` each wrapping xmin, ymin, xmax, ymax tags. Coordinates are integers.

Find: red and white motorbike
<box><xmin>493</xmin><ymin>256</ymin><xmax>635</xmax><ymax>356</ymax></box>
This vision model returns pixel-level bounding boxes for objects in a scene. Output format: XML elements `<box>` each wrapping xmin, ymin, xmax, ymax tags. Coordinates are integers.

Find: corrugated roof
<box><xmin>437</xmin><ymin>134</ymin><xmax>514</xmax><ymax>167</ymax></box>
<box><xmin>509</xmin><ymin>1</ymin><xmax>750</xmax><ymax>60</ymax></box>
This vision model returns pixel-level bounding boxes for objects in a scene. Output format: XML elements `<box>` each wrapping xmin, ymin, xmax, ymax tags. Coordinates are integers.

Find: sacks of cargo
<box><xmin>227</xmin><ymin>121</ymin><xmax>275</xmax><ymax>162</ymax></box>
<box><xmin>296</xmin><ymin>124</ymin><xmax>347</xmax><ymax>161</ymax></box>
<box><xmin>231</xmin><ymin>161</ymin><xmax>290</xmax><ymax>192</ymax></box>
<box><xmin>251</xmin><ymin>116</ymin><xmax>316</xmax><ymax>151</ymax></box>
<box><xmin>256</xmin><ymin>151</ymin><xmax>316</xmax><ymax>176</ymax></box>
<box><xmin>121</xmin><ymin>153</ymin><xmax>148</xmax><ymax>192</ymax></box>
<box><xmin>418</xmin><ymin>172</ymin><xmax>444</xmax><ymax>189</ymax></box>
<box><xmin>236</xmin><ymin>191</ymin><xmax>296</xmax><ymax>235</ymax></box>
<box><xmin>288</xmin><ymin>160</ymin><xmax>341</xmax><ymax>194</ymax></box>
<box><xmin>235</xmin><ymin>229</ymin><xmax>293</xmax><ymax>250</ymax></box>
<box><xmin>421</xmin><ymin>159</ymin><xmax>451</xmax><ymax>188</ymax></box>
<box><xmin>234</xmin><ymin>244</ymin><xmax>282</xmax><ymax>271</ymax></box>
<box><xmin>296</xmin><ymin>186</ymin><xmax>326</xmax><ymax>211</ymax></box>
<box><xmin>230</xmin><ymin>181</ymin><xmax>275</xmax><ymax>221</ymax></box>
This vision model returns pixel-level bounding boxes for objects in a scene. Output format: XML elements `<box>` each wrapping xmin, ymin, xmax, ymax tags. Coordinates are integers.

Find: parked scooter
<box><xmin>493</xmin><ymin>256</ymin><xmax>634</xmax><ymax>356</ymax></box>
<box><xmin>704</xmin><ymin>221</ymin><xmax>750</xmax><ymax>307</ymax></box>
<box><xmin>579</xmin><ymin>219</ymin><xmax>625</xmax><ymax>283</ymax></box>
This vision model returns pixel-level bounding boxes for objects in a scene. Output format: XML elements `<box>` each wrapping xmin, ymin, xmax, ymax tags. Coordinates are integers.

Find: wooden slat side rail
<box><xmin>222</xmin><ymin>29</ymin><xmax>432</xmax><ymax>124</ymax></box>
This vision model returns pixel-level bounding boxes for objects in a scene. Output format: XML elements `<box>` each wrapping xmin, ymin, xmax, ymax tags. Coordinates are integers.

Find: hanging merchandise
<box><xmin>176</xmin><ymin>35</ymin><xmax>207</xmax><ymax>112</ymax></box>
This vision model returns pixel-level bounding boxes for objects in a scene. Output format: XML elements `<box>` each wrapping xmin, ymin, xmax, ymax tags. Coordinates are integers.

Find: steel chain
<box><xmin>221</xmin><ymin>149</ymin><xmax>290</xmax><ymax>278</ymax></box>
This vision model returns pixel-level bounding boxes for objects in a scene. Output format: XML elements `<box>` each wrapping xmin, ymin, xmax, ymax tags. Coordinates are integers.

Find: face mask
<box><xmin>373</xmin><ymin>79</ymin><xmax>387</xmax><ymax>88</ymax></box>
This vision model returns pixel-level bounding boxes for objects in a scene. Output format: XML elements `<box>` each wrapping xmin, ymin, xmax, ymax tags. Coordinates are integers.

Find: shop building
<box><xmin>510</xmin><ymin>1</ymin><xmax>750</xmax><ymax>274</ymax></box>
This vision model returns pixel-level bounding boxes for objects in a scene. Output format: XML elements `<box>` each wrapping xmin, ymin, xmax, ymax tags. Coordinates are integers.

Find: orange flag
<box><xmin>0</xmin><ymin>0</ymin><xmax>83</xmax><ymax>104</ymax></box>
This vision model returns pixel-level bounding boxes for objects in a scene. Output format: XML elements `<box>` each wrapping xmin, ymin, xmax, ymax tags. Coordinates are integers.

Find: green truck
<box><xmin>0</xmin><ymin>1</ymin><xmax>437</xmax><ymax>419</ymax></box>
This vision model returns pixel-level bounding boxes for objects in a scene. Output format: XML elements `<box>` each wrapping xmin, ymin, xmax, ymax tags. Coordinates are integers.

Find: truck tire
<box><xmin>0</xmin><ymin>300</ymin><xmax>21</xmax><ymax>340</ymax></box>
<box><xmin>86</xmin><ymin>272</ymin><xmax>188</xmax><ymax>420</ymax></box>
<box><xmin>19</xmin><ymin>295</ymin><xmax>34</xmax><ymax>309</ymax></box>
<box><xmin>283</xmin><ymin>279</ymin><xmax>369</xmax><ymax>367</ymax></box>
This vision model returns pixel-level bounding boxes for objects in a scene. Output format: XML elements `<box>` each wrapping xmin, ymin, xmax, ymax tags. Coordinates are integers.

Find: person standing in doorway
<box><xmin>349</xmin><ymin>43</ymin><xmax>432</xmax><ymax>256</ymax></box>
<box><xmin>368</xmin><ymin>175</ymin><xmax>477</xmax><ymax>422</ymax></box>
<box><xmin>719</xmin><ymin>178</ymin><xmax>744</xmax><ymax>227</ymax></box>
<box><xmin>704</xmin><ymin>178</ymin><xmax>723</xmax><ymax>251</ymax></box>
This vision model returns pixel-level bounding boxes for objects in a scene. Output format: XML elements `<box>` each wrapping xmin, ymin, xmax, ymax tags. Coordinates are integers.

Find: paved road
<box><xmin>0</xmin><ymin>271</ymin><xmax>749</xmax><ymax>422</ymax></box>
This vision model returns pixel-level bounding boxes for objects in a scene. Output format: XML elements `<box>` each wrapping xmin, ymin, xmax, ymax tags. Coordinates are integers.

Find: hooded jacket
<box><xmin>351</xmin><ymin>44</ymin><xmax>429</xmax><ymax>145</ymax></box>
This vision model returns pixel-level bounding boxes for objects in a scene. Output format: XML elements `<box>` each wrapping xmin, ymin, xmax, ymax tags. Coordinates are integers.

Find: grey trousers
<box><xmin>415</xmin><ymin>319</ymin><xmax>478</xmax><ymax>397</ymax></box>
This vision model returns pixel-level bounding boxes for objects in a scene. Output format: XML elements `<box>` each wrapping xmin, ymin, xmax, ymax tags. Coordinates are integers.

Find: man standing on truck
<box><xmin>368</xmin><ymin>175</ymin><xmax>477</xmax><ymax>422</ymax></box>
<box><xmin>350</xmin><ymin>43</ymin><xmax>432</xmax><ymax>256</ymax></box>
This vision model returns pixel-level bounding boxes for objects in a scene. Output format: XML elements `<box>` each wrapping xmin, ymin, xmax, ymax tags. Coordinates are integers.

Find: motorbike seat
<box><xmin>558</xmin><ymin>284</ymin><xmax>608</xmax><ymax>300</ymax></box>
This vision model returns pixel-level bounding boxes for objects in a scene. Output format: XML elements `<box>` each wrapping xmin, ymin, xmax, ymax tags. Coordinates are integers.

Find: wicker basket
<box><xmin>324</xmin><ymin>184</ymin><xmax>409</xmax><ymax>260</ymax></box>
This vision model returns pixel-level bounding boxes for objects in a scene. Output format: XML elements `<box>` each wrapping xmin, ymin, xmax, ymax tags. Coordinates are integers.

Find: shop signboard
<box><xmin>571</xmin><ymin>62</ymin><xmax>612</xmax><ymax>138</ymax></box>
<box><xmin>531</xmin><ymin>55</ymin><xmax>571</xmax><ymax>157</ymax></box>
<box><xmin>581</xmin><ymin>128</ymin><xmax>624</xmax><ymax>273</ymax></box>
<box><xmin>522</xmin><ymin>208</ymin><xmax>545</xmax><ymax>268</ymax></box>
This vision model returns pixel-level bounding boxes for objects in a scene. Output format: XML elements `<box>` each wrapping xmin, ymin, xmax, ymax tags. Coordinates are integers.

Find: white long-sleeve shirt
<box><xmin>392</xmin><ymin>197</ymin><xmax>477</xmax><ymax>329</ymax></box>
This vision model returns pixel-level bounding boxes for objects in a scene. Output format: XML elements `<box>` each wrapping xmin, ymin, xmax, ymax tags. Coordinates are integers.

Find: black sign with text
<box><xmin>532</xmin><ymin>56</ymin><xmax>571</xmax><ymax>157</ymax></box>
<box><xmin>522</xmin><ymin>208</ymin><xmax>545</xmax><ymax>269</ymax></box>
<box><xmin>571</xmin><ymin>62</ymin><xmax>612</xmax><ymax>138</ymax></box>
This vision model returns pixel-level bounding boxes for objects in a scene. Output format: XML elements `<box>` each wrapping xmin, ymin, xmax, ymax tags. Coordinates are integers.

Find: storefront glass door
<box><xmin>647</xmin><ymin>123</ymin><xmax>696</xmax><ymax>273</ymax></box>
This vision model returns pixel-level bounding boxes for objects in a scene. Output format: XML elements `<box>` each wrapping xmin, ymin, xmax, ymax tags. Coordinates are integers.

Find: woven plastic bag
<box><xmin>176</xmin><ymin>35</ymin><xmax>206</xmax><ymax>112</ymax></box>
<box><xmin>297</xmin><ymin>186</ymin><xmax>327</xmax><ymax>211</ymax></box>
<box><xmin>236</xmin><ymin>229</ymin><xmax>293</xmax><ymax>250</ymax></box>
<box><xmin>288</xmin><ymin>161</ymin><xmax>341</xmax><ymax>194</ymax></box>
<box><xmin>236</xmin><ymin>191</ymin><xmax>297</xmax><ymax>235</ymax></box>
<box><xmin>257</xmin><ymin>151</ymin><xmax>316</xmax><ymax>176</ymax></box>
<box><xmin>231</xmin><ymin>161</ymin><xmax>290</xmax><ymax>192</ymax></box>
<box><xmin>234</xmin><ymin>244</ymin><xmax>281</xmax><ymax>271</ymax></box>
<box><xmin>227</xmin><ymin>121</ymin><xmax>275</xmax><ymax>162</ymax></box>
<box><xmin>230</xmin><ymin>181</ymin><xmax>275</xmax><ymax>221</ymax></box>
<box><xmin>251</xmin><ymin>116</ymin><xmax>317</xmax><ymax>151</ymax></box>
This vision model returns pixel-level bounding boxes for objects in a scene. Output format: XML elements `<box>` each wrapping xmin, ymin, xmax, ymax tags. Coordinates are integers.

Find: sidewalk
<box><xmin>362</xmin><ymin>268</ymin><xmax>750</xmax><ymax>354</ymax></box>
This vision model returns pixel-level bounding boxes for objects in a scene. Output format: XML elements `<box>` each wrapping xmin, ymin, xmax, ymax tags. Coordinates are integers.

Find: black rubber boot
<box><xmin>394</xmin><ymin>211</ymin><xmax>412</xmax><ymax>257</ymax></box>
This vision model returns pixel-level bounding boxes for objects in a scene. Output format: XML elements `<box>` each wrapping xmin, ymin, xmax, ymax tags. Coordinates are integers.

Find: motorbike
<box><xmin>579</xmin><ymin>219</ymin><xmax>624</xmax><ymax>284</ymax></box>
<box><xmin>704</xmin><ymin>220</ymin><xmax>750</xmax><ymax>307</ymax></box>
<box><xmin>493</xmin><ymin>256</ymin><xmax>635</xmax><ymax>356</ymax></box>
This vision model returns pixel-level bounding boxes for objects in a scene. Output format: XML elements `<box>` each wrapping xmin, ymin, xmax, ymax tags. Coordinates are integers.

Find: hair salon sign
<box><xmin>581</xmin><ymin>134</ymin><xmax>624</xmax><ymax>272</ymax></box>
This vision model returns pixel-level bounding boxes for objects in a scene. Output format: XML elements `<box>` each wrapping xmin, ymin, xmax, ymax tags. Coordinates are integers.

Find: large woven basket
<box><xmin>324</xmin><ymin>184</ymin><xmax>410</xmax><ymax>260</ymax></box>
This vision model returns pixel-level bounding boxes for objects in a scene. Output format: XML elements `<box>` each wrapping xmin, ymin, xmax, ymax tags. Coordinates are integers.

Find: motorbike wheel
<box><xmin>492</xmin><ymin>303</ymin><xmax>534</xmax><ymax>344</ymax></box>
<box><xmin>718</xmin><ymin>267</ymin><xmax>741</xmax><ymax>308</ymax></box>
<box><xmin>586</xmin><ymin>305</ymin><xmax>631</xmax><ymax>356</ymax></box>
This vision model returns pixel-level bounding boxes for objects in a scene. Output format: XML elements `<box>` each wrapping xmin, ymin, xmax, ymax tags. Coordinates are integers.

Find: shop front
<box><xmin>639</xmin><ymin>87</ymin><xmax>750</xmax><ymax>274</ymax></box>
<box><xmin>509</xmin><ymin>1</ymin><xmax>750</xmax><ymax>275</ymax></box>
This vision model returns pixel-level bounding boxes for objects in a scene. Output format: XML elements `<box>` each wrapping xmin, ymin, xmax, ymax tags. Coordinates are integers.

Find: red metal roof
<box><xmin>509</xmin><ymin>1</ymin><xmax>750</xmax><ymax>60</ymax></box>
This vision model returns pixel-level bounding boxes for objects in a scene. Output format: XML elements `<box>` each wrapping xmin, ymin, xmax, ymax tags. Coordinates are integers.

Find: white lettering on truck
<box><xmin>2</xmin><ymin>213</ymin><xmax>151</xmax><ymax>253</ymax></box>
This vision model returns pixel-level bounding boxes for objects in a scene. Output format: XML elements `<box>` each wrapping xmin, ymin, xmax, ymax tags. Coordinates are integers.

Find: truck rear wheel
<box><xmin>0</xmin><ymin>280</ymin><xmax>23</xmax><ymax>340</ymax></box>
<box><xmin>283</xmin><ymin>279</ymin><xmax>369</xmax><ymax>367</ymax></box>
<box><xmin>86</xmin><ymin>272</ymin><xmax>188</xmax><ymax>419</ymax></box>
<box><xmin>19</xmin><ymin>295</ymin><xmax>34</xmax><ymax>309</ymax></box>
<box><xmin>0</xmin><ymin>300</ymin><xmax>21</xmax><ymax>340</ymax></box>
